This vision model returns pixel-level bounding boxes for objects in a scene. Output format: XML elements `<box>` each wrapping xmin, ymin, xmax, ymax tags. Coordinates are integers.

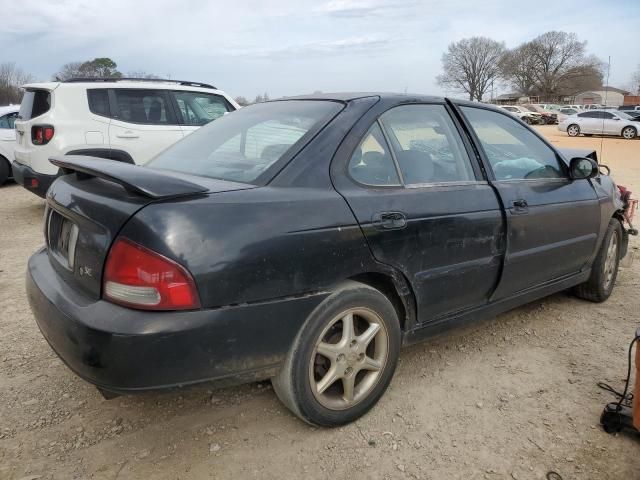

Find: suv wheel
<box><xmin>567</xmin><ymin>124</ymin><xmax>580</xmax><ymax>137</ymax></box>
<box><xmin>272</xmin><ymin>281</ymin><xmax>401</xmax><ymax>426</ymax></box>
<box><xmin>574</xmin><ymin>218</ymin><xmax>622</xmax><ymax>302</ymax></box>
<box><xmin>0</xmin><ymin>157</ymin><xmax>10</xmax><ymax>186</ymax></box>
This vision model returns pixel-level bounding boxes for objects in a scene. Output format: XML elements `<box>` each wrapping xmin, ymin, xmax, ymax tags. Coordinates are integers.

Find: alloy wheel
<box><xmin>567</xmin><ymin>125</ymin><xmax>579</xmax><ymax>136</ymax></box>
<box><xmin>622</xmin><ymin>127</ymin><xmax>636</xmax><ymax>140</ymax></box>
<box><xmin>603</xmin><ymin>231</ymin><xmax>619</xmax><ymax>290</ymax></box>
<box><xmin>309</xmin><ymin>308</ymin><xmax>389</xmax><ymax>410</ymax></box>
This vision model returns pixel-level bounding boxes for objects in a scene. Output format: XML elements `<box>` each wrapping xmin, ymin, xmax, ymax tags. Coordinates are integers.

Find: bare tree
<box><xmin>437</xmin><ymin>37</ymin><xmax>506</xmax><ymax>101</ymax></box>
<box><xmin>126</xmin><ymin>71</ymin><xmax>160</xmax><ymax>79</ymax></box>
<box><xmin>234</xmin><ymin>96</ymin><xmax>250</xmax><ymax>106</ymax></box>
<box><xmin>528</xmin><ymin>31</ymin><xmax>600</xmax><ymax>101</ymax></box>
<box><xmin>631</xmin><ymin>64</ymin><xmax>640</xmax><ymax>95</ymax></box>
<box><xmin>500</xmin><ymin>42</ymin><xmax>538</xmax><ymax>96</ymax></box>
<box><xmin>0</xmin><ymin>62</ymin><xmax>34</xmax><ymax>105</ymax></box>
<box><xmin>54</xmin><ymin>58</ymin><xmax>122</xmax><ymax>81</ymax></box>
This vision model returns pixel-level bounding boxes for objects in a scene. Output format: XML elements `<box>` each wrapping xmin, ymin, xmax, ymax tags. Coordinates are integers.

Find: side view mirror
<box><xmin>569</xmin><ymin>157</ymin><xmax>599</xmax><ymax>180</ymax></box>
<box><xmin>612</xmin><ymin>117</ymin><xmax>620</xmax><ymax>121</ymax></box>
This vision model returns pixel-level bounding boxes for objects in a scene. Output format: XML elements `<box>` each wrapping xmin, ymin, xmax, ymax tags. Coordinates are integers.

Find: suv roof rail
<box><xmin>62</xmin><ymin>77</ymin><xmax>217</xmax><ymax>89</ymax></box>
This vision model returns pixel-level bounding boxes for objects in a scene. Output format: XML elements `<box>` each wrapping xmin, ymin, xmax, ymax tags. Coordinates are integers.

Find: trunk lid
<box><xmin>45</xmin><ymin>156</ymin><xmax>255</xmax><ymax>299</ymax></box>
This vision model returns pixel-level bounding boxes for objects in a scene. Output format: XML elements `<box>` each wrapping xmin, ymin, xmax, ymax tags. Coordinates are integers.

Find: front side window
<box><xmin>113</xmin><ymin>89</ymin><xmax>172</xmax><ymax>125</ymax></box>
<box><xmin>0</xmin><ymin>112</ymin><xmax>18</xmax><ymax>129</ymax></box>
<box><xmin>461</xmin><ymin>106</ymin><xmax>565</xmax><ymax>181</ymax></box>
<box><xmin>380</xmin><ymin>104</ymin><xmax>475</xmax><ymax>185</ymax></box>
<box><xmin>348</xmin><ymin>123</ymin><xmax>400</xmax><ymax>186</ymax></box>
<box><xmin>172</xmin><ymin>91</ymin><xmax>232</xmax><ymax>126</ymax></box>
<box><xmin>147</xmin><ymin>100</ymin><xmax>342</xmax><ymax>184</ymax></box>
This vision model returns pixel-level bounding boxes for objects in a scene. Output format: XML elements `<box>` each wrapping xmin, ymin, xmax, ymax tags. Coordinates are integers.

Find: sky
<box><xmin>1</xmin><ymin>0</ymin><xmax>638</xmax><ymax>100</ymax></box>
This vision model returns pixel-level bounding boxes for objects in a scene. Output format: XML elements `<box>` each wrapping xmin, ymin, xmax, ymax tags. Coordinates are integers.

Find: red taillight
<box><xmin>103</xmin><ymin>238</ymin><xmax>200</xmax><ymax>310</ymax></box>
<box><xmin>31</xmin><ymin>125</ymin><xmax>54</xmax><ymax>145</ymax></box>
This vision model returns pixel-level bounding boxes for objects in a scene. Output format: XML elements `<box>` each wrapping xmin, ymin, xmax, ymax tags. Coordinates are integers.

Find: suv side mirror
<box><xmin>569</xmin><ymin>157</ymin><xmax>599</xmax><ymax>180</ymax></box>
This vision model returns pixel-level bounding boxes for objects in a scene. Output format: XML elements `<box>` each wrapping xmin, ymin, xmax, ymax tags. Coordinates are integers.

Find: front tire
<box><xmin>574</xmin><ymin>219</ymin><xmax>622</xmax><ymax>302</ymax></box>
<box><xmin>622</xmin><ymin>126</ymin><xmax>637</xmax><ymax>140</ymax></box>
<box><xmin>567</xmin><ymin>124</ymin><xmax>580</xmax><ymax>137</ymax></box>
<box><xmin>272</xmin><ymin>281</ymin><xmax>401</xmax><ymax>427</ymax></box>
<box><xmin>0</xmin><ymin>157</ymin><xmax>9</xmax><ymax>186</ymax></box>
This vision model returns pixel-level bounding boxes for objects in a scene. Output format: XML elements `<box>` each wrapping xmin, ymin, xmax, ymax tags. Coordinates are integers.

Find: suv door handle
<box><xmin>373</xmin><ymin>212</ymin><xmax>407</xmax><ymax>230</ymax></box>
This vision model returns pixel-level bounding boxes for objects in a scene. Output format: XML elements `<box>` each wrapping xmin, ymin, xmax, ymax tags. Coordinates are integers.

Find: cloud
<box><xmin>314</xmin><ymin>0</ymin><xmax>416</xmax><ymax>17</ymax></box>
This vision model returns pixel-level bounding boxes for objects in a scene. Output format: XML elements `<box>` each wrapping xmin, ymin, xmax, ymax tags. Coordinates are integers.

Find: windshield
<box><xmin>522</xmin><ymin>106</ymin><xmax>538</xmax><ymax>112</ymax></box>
<box><xmin>147</xmin><ymin>100</ymin><xmax>343</xmax><ymax>184</ymax></box>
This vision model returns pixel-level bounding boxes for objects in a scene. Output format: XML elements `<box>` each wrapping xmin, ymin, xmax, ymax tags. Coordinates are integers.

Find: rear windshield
<box><xmin>18</xmin><ymin>89</ymin><xmax>51</xmax><ymax>120</ymax></box>
<box><xmin>147</xmin><ymin>100</ymin><xmax>342</xmax><ymax>184</ymax></box>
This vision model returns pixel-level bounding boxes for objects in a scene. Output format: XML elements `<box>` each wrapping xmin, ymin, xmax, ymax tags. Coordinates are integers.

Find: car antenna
<box><xmin>599</xmin><ymin>56</ymin><xmax>611</xmax><ymax>165</ymax></box>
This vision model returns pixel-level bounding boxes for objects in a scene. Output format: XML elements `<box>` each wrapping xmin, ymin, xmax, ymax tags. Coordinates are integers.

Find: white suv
<box><xmin>13</xmin><ymin>78</ymin><xmax>239</xmax><ymax>197</ymax></box>
<box><xmin>0</xmin><ymin>105</ymin><xmax>20</xmax><ymax>185</ymax></box>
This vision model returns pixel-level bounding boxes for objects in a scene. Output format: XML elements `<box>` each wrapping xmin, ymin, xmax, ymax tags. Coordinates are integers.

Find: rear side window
<box><xmin>380</xmin><ymin>105</ymin><xmax>475</xmax><ymax>185</ymax></box>
<box><xmin>18</xmin><ymin>90</ymin><xmax>51</xmax><ymax>120</ymax></box>
<box><xmin>113</xmin><ymin>89</ymin><xmax>173</xmax><ymax>125</ymax></box>
<box><xmin>348</xmin><ymin>123</ymin><xmax>400</xmax><ymax>186</ymax></box>
<box><xmin>172</xmin><ymin>91</ymin><xmax>232</xmax><ymax>126</ymax></box>
<box><xmin>147</xmin><ymin>100</ymin><xmax>342</xmax><ymax>184</ymax></box>
<box><xmin>87</xmin><ymin>89</ymin><xmax>110</xmax><ymax>117</ymax></box>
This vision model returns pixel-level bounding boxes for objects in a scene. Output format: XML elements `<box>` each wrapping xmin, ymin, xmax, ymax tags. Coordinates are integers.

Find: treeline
<box><xmin>437</xmin><ymin>31</ymin><xmax>606</xmax><ymax>102</ymax></box>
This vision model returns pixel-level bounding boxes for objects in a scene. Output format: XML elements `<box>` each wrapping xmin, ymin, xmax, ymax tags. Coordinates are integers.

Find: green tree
<box><xmin>54</xmin><ymin>58</ymin><xmax>122</xmax><ymax>80</ymax></box>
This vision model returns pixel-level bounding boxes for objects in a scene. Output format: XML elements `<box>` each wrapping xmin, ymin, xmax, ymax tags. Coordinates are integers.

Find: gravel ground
<box><xmin>0</xmin><ymin>126</ymin><xmax>638</xmax><ymax>479</ymax></box>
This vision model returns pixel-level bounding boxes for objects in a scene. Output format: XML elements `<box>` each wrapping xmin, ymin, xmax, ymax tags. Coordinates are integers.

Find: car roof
<box><xmin>275</xmin><ymin>92</ymin><xmax>444</xmax><ymax>103</ymax></box>
<box><xmin>0</xmin><ymin>104</ymin><xmax>20</xmax><ymax>115</ymax></box>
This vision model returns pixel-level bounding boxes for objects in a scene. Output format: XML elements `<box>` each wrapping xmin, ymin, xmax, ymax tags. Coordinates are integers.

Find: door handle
<box><xmin>373</xmin><ymin>212</ymin><xmax>407</xmax><ymax>230</ymax></box>
<box><xmin>116</xmin><ymin>131</ymin><xmax>139</xmax><ymax>139</ymax></box>
<box><xmin>512</xmin><ymin>199</ymin><xmax>529</xmax><ymax>214</ymax></box>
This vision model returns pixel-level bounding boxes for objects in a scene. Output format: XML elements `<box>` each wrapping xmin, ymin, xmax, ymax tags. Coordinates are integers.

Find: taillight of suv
<box><xmin>31</xmin><ymin>125</ymin><xmax>55</xmax><ymax>145</ymax></box>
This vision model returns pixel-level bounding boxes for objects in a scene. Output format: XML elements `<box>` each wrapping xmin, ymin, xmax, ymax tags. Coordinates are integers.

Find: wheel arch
<box><xmin>347</xmin><ymin>270</ymin><xmax>417</xmax><ymax>332</ymax></box>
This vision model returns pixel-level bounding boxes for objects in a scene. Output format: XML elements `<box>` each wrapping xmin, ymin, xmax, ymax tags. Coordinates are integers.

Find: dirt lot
<box><xmin>1</xmin><ymin>126</ymin><xmax>638</xmax><ymax>480</ymax></box>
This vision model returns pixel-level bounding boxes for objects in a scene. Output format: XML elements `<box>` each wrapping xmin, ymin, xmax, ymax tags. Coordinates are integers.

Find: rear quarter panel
<box><xmin>119</xmin><ymin>186</ymin><xmax>380</xmax><ymax>308</ymax></box>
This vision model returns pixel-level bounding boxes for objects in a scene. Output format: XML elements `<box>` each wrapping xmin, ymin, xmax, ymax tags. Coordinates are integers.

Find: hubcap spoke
<box><xmin>361</xmin><ymin>356</ymin><xmax>382</xmax><ymax>372</ymax></box>
<box><xmin>316</xmin><ymin>365</ymin><xmax>340</xmax><ymax>394</ymax></box>
<box><xmin>317</xmin><ymin>342</ymin><xmax>341</xmax><ymax>361</ymax></box>
<box><xmin>358</xmin><ymin>323</ymin><xmax>381</xmax><ymax>348</ymax></box>
<box><xmin>342</xmin><ymin>374</ymin><xmax>356</xmax><ymax>403</ymax></box>
<box><xmin>341</xmin><ymin>313</ymin><xmax>355</xmax><ymax>344</ymax></box>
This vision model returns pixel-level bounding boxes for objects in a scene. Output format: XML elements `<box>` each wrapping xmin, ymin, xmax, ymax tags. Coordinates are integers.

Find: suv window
<box><xmin>0</xmin><ymin>112</ymin><xmax>18</xmax><ymax>129</ymax></box>
<box><xmin>172</xmin><ymin>91</ymin><xmax>231</xmax><ymax>126</ymax></box>
<box><xmin>461</xmin><ymin>107</ymin><xmax>565</xmax><ymax>181</ymax></box>
<box><xmin>380</xmin><ymin>105</ymin><xmax>475</xmax><ymax>185</ymax></box>
<box><xmin>87</xmin><ymin>89</ymin><xmax>110</xmax><ymax>117</ymax></box>
<box><xmin>113</xmin><ymin>89</ymin><xmax>173</xmax><ymax>125</ymax></box>
<box><xmin>18</xmin><ymin>90</ymin><xmax>51</xmax><ymax>120</ymax></box>
<box><xmin>348</xmin><ymin>123</ymin><xmax>400</xmax><ymax>186</ymax></box>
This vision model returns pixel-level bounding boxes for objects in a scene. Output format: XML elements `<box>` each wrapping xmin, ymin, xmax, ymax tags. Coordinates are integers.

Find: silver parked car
<box><xmin>558</xmin><ymin>109</ymin><xmax>640</xmax><ymax>139</ymax></box>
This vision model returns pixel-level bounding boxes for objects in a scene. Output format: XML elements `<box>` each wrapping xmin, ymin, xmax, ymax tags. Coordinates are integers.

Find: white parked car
<box><xmin>498</xmin><ymin>105</ymin><xmax>542</xmax><ymax>124</ymax></box>
<box><xmin>558</xmin><ymin>109</ymin><xmax>640</xmax><ymax>139</ymax></box>
<box><xmin>13</xmin><ymin>78</ymin><xmax>239</xmax><ymax>197</ymax></box>
<box><xmin>0</xmin><ymin>105</ymin><xmax>20</xmax><ymax>185</ymax></box>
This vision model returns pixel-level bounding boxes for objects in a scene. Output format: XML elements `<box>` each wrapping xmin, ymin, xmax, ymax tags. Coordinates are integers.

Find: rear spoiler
<box><xmin>50</xmin><ymin>156</ymin><xmax>208</xmax><ymax>199</ymax></box>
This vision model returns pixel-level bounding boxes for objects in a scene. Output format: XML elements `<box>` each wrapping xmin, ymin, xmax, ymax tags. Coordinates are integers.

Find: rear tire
<box><xmin>574</xmin><ymin>219</ymin><xmax>622</xmax><ymax>302</ymax></box>
<box><xmin>272</xmin><ymin>281</ymin><xmax>401</xmax><ymax>427</ymax></box>
<box><xmin>0</xmin><ymin>157</ymin><xmax>9</xmax><ymax>186</ymax></box>
<box><xmin>622</xmin><ymin>126</ymin><xmax>637</xmax><ymax>140</ymax></box>
<box><xmin>567</xmin><ymin>124</ymin><xmax>580</xmax><ymax>137</ymax></box>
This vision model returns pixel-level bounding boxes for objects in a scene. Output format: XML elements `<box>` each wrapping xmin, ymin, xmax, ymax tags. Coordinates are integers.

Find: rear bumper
<box><xmin>27</xmin><ymin>248</ymin><xmax>327</xmax><ymax>393</ymax></box>
<box><xmin>13</xmin><ymin>161</ymin><xmax>59</xmax><ymax>198</ymax></box>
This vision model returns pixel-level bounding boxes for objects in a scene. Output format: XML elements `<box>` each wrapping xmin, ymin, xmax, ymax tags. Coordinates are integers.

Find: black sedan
<box><xmin>27</xmin><ymin>93</ymin><xmax>635</xmax><ymax>426</ymax></box>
